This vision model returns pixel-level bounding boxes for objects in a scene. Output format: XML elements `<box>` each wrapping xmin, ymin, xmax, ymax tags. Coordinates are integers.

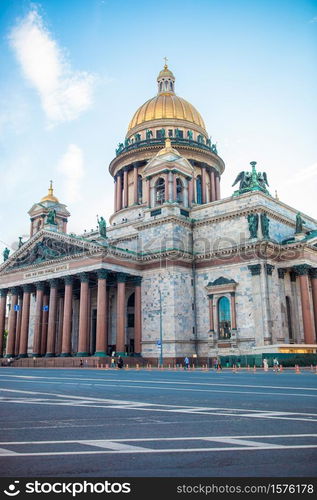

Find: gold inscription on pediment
<box><xmin>24</xmin><ymin>264</ymin><xmax>69</xmax><ymax>279</ymax></box>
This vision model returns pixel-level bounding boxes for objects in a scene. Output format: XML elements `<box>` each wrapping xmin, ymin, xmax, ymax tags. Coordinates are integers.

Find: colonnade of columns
<box><xmin>207</xmin><ymin>265</ymin><xmax>317</xmax><ymax>344</ymax></box>
<box><xmin>115</xmin><ymin>165</ymin><xmax>142</xmax><ymax>212</ymax></box>
<box><xmin>249</xmin><ymin>264</ymin><xmax>317</xmax><ymax>345</ymax></box>
<box><xmin>293</xmin><ymin>265</ymin><xmax>317</xmax><ymax>344</ymax></box>
<box><xmin>114</xmin><ymin>165</ymin><xmax>221</xmax><ymax>212</ymax></box>
<box><xmin>202</xmin><ymin>167</ymin><xmax>220</xmax><ymax>203</ymax></box>
<box><xmin>0</xmin><ymin>271</ymin><xmax>142</xmax><ymax>358</ymax></box>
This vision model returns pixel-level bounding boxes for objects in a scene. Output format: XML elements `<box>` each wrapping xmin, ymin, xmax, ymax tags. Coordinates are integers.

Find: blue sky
<box><xmin>0</xmin><ymin>0</ymin><xmax>316</xmax><ymax>255</ymax></box>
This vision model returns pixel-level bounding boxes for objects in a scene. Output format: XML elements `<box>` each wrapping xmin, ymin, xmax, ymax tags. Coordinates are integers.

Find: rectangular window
<box><xmin>168</xmin><ymin>129</ymin><xmax>173</xmax><ymax>137</ymax></box>
<box><xmin>127</xmin><ymin>313</ymin><xmax>134</xmax><ymax>327</ymax></box>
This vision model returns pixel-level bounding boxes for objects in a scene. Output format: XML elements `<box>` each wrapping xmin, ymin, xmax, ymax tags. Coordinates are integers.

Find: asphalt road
<box><xmin>0</xmin><ymin>367</ymin><xmax>316</xmax><ymax>477</ymax></box>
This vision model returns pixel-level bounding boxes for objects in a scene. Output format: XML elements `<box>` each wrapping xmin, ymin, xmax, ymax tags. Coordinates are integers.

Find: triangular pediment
<box><xmin>144</xmin><ymin>151</ymin><xmax>194</xmax><ymax>177</ymax></box>
<box><xmin>207</xmin><ymin>276</ymin><xmax>237</xmax><ymax>287</ymax></box>
<box><xmin>0</xmin><ymin>230</ymin><xmax>105</xmax><ymax>274</ymax></box>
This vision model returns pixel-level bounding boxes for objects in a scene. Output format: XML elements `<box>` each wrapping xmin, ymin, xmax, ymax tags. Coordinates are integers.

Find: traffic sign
<box><xmin>14</xmin><ymin>305</ymin><xmax>20</xmax><ymax>311</ymax></box>
<box><xmin>43</xmin><ymin>305</ymin><xmax>49</xmax><ymax>311</ymax></box>
<box><xmin>156</xmin><ymin>340</ymin><xmax>161</xmax><ymax>347</ymax></box>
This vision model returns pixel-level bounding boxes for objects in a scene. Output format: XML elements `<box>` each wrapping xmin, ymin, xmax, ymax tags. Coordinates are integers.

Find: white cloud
<box><xmin>9</xmin><ymin>8</ymin><xmax>95</xmax><ymax>124</ymax></box>
<box><xmin>57</xmin><ymin>144</ymin><xmax>85</xmax><ymax>202</ymax></box>
<box><xmin>0</xmin><ymin>96</ymin><xmax>29</xmax><ymax>136</ymax></box>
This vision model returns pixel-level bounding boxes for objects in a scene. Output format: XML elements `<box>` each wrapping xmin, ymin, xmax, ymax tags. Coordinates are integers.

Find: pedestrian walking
<box><xmin>263</xmin><ymin>358</ymin><xmax>268</xmax><ymax>371</ymax></box>
<box><xmin>273</xmin><ymin>357</ymin><xmax>279</xmax><ymax>372</ymax></box>
<box><xmin>184</xmin><ymin>357</ymin><xmax>189</xmax><ymax>370</ymax></box>
<box><xmin>117</xmin><ymin>356</ymin><xmax>124</xmax><ymax>369</ymax></box>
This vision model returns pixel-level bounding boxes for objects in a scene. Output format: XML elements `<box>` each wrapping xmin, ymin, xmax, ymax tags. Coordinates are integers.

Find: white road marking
<box><xmin>1</xmin><ymin>373</ymin><xmax>316</xmax><ymax>392</ymax></box>
<box><xmin>0</xmin><ymin>389</ymin><xmax>317</xmax><ymax>422</ymax></box>
<box><xmin>0</xmin><ymin>444</ymin><xmax>316</xmax><ymax>457</ymax></box>
<box><xmin>203</xmin><ymin>437</ymin><xmax>273</xmax><ymax>447</ymax></box>
<box><xmin>81</xmin><ymin>440</ymin><xmax>149</xmax><ymax>452</ymax></box>
<box><xmin>134</xmin><ymin>407</ymin><xmax>317</xmax><ymax>422</ymax></box>
<box><xmin>0</xmin><ymin>448</ymin><xmax>18</xmax><ymax>455</ymax></box>
<box><xmin>0</xmin><ymin>380</ymin><xmax>316</xmax><ymax>399</ymax></box>
<box><xmin>1</xmin><ymin>433</ymin><xmax>316</xmax><ymax>445</ymax></box>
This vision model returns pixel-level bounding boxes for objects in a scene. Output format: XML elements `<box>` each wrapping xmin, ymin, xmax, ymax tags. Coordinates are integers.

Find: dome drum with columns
<box><xmin>109</xmin><ymin>64</ymin><xmax>224</xmax><ymax>225</ymax></box>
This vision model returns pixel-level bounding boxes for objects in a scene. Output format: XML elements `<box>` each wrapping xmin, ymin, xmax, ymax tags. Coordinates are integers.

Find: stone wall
<box><xmin>141</xmin><ymin>267</ymin><xmax>195</xmax><ymax>358</ymax></box>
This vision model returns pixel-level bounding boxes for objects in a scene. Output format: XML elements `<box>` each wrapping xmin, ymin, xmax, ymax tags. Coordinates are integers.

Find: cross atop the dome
<box><xmin>163</xmin><ymin>56</ymin><xmax>168</xmax><ymax>67</ymax></box>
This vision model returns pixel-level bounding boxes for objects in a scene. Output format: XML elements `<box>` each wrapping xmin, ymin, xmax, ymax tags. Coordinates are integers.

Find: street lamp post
<box><xmin>159</xmin><ymin>290</ymin><xmax>163</xmax><ymax>367</ymax></box>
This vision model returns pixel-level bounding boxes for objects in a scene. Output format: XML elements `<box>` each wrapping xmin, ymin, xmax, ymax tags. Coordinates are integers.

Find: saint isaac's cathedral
<box><xmin>1</xmin><ymin>64</ymin><xmax>317</xmax><ymax>366</ymax></box>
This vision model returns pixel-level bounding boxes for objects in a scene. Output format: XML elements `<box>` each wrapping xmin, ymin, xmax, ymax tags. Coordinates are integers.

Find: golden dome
<box><xmin>128</xmin><ymin>94</ymin><xmax>206</xmax><ymax>131</ymax></box>
<box><xmin>41</xmin><ymin>181</ymin><xmax>59</xmax><ymax>203</ymax></box>
<box><xmin>127</xmin><ymin>64</ymin><xmax>206</xmax><ymax>133</ymax></box>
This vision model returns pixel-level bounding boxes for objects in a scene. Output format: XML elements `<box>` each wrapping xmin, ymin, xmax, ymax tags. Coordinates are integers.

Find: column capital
<box><xmin>131</xmin><ymin>276</ymin><xmax>142</xmax><ymax>286</ymax></box>
<box><xmin>35</xmin><ymin>281</ymin><xmax>46</xmax><ymax>291</ymax></box>
<box><xmin>309</xmin><ymin>268</ymin><xmax>317</xmax><ymax>279</ymax></box>
<box><xmin>248</xmin><ymin>264</ymin><xmax>261</xmax><ymax>276</ymax></box>
<box><xmin>117</xmin><ymin>272</ymin><xmax>129</xmax><ymax>283</ymax></box>
<box><xmin>48</xmin><ymin>278</ymin><xmax>59</xmax><ymax>288</ymax></box>
<box><xmin>0</xmin><ymin>288</ymin><xmax>8</xmax><ymax>297</ymax></box>
<box><xmin>230</xmin><ymin>291</ymin><xmax>236</xmax><ymax>297</ymax></box>
<box><xmin>278</xmin><ymin>268</ymin><xmax>287</xmax><ymax>279</ymax></box>
<box><xmin>208</xmin><ymin>294</ymin><xmax>214</xmax><ymax>299</ymax></box>
<box><xmin>97</xmin><ymin>269</ymin><xmax>109</xmax><ymax>280</ymax></box>
<box><xmin>78</xmin><ymin>272</ymin><xmax>90</xmax><ymax>283</ymax></box>
<box><xmin>293</xmin><ymin>264</ymin><xmax>311</xmax><ymax>276</ymax></box>
<box><xmin>22</xmin><ymin>284</ymin><xmax>34</xmax><ymax>293</ymax></box>
<box><xmin>9</xmin><ymin>286</ymin><xmax>20</xmax><ymax>295</ymax></box>
<box><xmin>63</xmin><ymin>275</ymin><xmax>74</xmax><ymax>285</ymax></box>
<box><xmin>264</xmin><ymin>263</ymin><xmax>275</xmax><ymax>275</ymax></box>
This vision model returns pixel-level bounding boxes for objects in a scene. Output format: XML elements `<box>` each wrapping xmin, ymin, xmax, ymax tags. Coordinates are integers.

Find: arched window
<box><xmin>286</xmin><ymin>296</ymin><xmax>293</xmax><ymax>342</ymax></box>
<box><xmin>176</xmin><ymin>178</ymin><xmax>183</xmax><ymax>203</ymax></box>
<box><xmin>137</xmin><ymin>175</ymin><xmax>143</xmax><ymax>203</ymax></box>
<box><xmin>196</xmin><ymin>175</ymin><xmax>202</xmax><ymax>204</ymax></box>
<box><xmin>155</xmin><ymin>177</ymin><xmax>165</xmax><ymax>205</ymax></box>
<box><xmin>127</xmin><ymin>293</ymin><xmax>135</xmax><ymax>308</ymax></box>
<box><xmin>218</xmin><ymin>296</ymin><xmax>231</xmax><ymax>339</ymax></box>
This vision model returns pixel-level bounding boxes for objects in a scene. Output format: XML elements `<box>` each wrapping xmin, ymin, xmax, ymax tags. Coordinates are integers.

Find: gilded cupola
<box><xmin>127</xmin><ymin>64</ymin><xmax>207</xmax><ymax>136</ymax></box>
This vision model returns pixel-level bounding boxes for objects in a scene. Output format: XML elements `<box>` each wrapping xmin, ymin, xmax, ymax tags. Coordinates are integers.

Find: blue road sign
<box><xmin>14</xmin><ymin>305</ymin><xmax>20</xmax><ymax>311</ymax></box>
<box><xmin>43</xmin><ymin>305</ymin><xmax>49</xmax><ymax>311</ymax></box>
<box><xmin>156</xmin><ymin>340</ymin><xmax>161</xmax><ymax>347</ymax></box>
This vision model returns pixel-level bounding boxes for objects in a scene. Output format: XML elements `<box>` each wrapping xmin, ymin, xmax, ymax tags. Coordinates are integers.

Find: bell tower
<box><xmin>28</xmin><ymin>181</ymin><xmax>70</xmax><ymax>236</ymax></box>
